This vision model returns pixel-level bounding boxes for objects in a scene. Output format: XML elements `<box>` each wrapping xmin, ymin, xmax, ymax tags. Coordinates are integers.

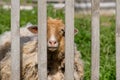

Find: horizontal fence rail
<box><xmin>91</xmin><ymin>0</ymin><xmax>100</xmax><ymax>80</ymax></box>
<box><xmin>31</xmin><ymin>0</ymin><xmax>115</xmax><ymax>3</ymax></box>
<box><xmin>11</xmin><ymin>0</ymin><xmax>20</xmax><ymax>80</ymax></box>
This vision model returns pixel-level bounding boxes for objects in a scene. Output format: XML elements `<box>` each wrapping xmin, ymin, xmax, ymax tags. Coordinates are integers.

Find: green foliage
<box><xmin>75</xmin><ymin>16</ymin><xmax>91</xmax><ymax>79</ymax></box>
<box><xmin>47</xmin><ymin>5</ymin><xmax>65</xmax><ymax>20</ymax></box>
<box><xmin>0</xmin><ymin>6</ymin><xmax>116</xmax><ymax>80</ymax></box>
<box><xmin>100</xmin><ymin>16</ymin><xmax>116</xmax><ymax>80</ymax></box>
<box><xmin>0</xmin><ymin>8</ymin><xmax>10</xmax><ymax>34</ymax></box>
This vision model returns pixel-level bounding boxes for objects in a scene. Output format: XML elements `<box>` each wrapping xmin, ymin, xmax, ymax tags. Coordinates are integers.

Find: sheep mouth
<box><xmin>48</xmin><ymin>47</ymin><xmax>58</xmax><ymax>51</ymax></box>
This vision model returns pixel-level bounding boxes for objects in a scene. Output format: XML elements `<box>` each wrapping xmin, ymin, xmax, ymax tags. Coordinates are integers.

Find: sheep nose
<box><xmin>48</xmin><ymin>40</ymin><xmax>57</xmax><ymax>46</ymax></box>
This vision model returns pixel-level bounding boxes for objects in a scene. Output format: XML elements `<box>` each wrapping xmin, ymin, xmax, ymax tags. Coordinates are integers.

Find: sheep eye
<box><xmin>59</xmin><ymin>29</ymin><xmax>65</xmax><ymax>36</ymax></box>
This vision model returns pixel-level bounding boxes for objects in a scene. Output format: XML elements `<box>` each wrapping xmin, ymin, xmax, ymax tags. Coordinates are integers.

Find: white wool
<box><xmin>0</xmin><ymin>31</ymin><xmax>11</xmax><ymax>45</ymax></box>
<box><xmin>0</xmin><ymin>23</ymin><xmax>37</xmax><ymax>46</ymax></box>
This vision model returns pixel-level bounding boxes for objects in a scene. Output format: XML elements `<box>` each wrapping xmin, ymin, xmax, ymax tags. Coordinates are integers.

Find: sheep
<box><xmin>0</xmin><ymin>23</ymin><xmax>37</xmax><ymax>60</ymax></box>
<box><xmin>0</xmin><ymin>23</ymin><xmax>36</xmax><ymax>45</ymax></box>
<box><xmin>0</xmin><ymin>17</ymin><xmax>84</xmax><ymax>80</ymax></box>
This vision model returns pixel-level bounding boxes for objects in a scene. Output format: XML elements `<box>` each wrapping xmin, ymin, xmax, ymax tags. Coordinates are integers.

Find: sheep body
<box><xmin>0</xmin><ymin>23</ymin><xmax>37</xmax><ymax>60</ymax></box>
<box><xmin>0</xmin><ymin>41</ymin><xmax>83</xmax><ymax>80</ymax></box>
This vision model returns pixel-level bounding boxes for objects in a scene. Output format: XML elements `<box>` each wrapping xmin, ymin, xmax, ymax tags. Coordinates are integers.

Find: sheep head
<box><xmin>27</xmin><ymin>17</ymin><xmax>78</xmax><ymax>52</ymax></box>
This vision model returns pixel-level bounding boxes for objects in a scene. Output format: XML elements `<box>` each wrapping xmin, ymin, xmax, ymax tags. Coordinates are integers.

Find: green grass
<box><xmin>0</xmin><ymin>6</ymin><xmax>116</xmax><ymax>80</ymax></box>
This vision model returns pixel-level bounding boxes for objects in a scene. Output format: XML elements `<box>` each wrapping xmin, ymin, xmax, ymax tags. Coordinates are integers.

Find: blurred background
<box><xmin>0</xmin><ymin>0</ymin><xmax>116</xmax><ymax>80</ymax></box>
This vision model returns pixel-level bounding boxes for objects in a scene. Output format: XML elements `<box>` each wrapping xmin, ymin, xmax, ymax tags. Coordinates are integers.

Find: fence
<box><xmin>10</xmin><ymin>0</ymin><xmax>120</xmax><ymax>80</ymax></box>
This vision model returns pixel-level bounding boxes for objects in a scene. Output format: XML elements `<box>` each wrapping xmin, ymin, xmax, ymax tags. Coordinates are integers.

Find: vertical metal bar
<box><xmin>38</xmin><ymin>0</ymin><xmax>47</xmax><ymax>80</ymax></box>
<box><xmin>11</xmin><ymin>0</ymin><xmax>20</xmax><ymax>80</ymax></box>
<box><xmin>116</xmin><ymin>0</ymin><xmax>120</xmax><ymax>80</ymax></box>
<box><xmin>65</xmin><ymin>0</ymin><xmax>74</xmax><ymax>80</ymax></box>
<box><xmin>91</xmin><ymin>0</ymin><xmax>100</xmax><ymax>80</ymax></box>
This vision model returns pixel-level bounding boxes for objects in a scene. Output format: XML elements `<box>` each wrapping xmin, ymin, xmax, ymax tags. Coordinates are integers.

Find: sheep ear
<box><xmin>74</xmin><ymin>28</ymin><xmax>78</xmax><ymax>35</ymax></box>
<box><xmin>27</xmin><ymin>25</ymin><xmax>38</xmax><ymax>34</ymax></box>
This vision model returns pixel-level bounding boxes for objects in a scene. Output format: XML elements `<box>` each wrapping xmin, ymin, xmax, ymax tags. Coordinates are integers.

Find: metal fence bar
<box><xmin>116</xmin><ymin>0</ymin><xmax>120</xmax><ymax>80</ymax></box>
<box><xmin>91</xmin><ymin>0</ymin><xmax>100</xmax><ymax>80</ymax></box>
<box><xmin>65</xmin><ymin>0</ymin><xmax>74</xmax><ymax>80</ymax></box>
<box><xmin>38</xmin><ymin>0</ymin><xmax>47</xmax><ymax>80</ymax></box>
<box><xmin>11</xmin><ymin>0</ymin><xmax>20</xmax><ymax>80</ymax></box>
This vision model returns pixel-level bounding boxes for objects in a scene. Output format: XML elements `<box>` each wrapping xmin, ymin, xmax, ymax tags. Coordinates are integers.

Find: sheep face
<box><xmin>28</xmin><ymin>18</ymin><xmax>65</xmax><ymax>52</ymax></box>
<box><xmin>47</xmin><ymin>18</ymin><xmax>65</xmax><ymax>51</ymax></box>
